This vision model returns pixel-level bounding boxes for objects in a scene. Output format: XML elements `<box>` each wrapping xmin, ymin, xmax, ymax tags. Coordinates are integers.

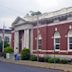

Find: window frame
<box><xmin>54</xmin><ymin>38</ymin><xmax>60</xmax><ymax>51</ymax></box>
<box><xmin>54</xmin><ymin>32</ymin><xmax>60</xmax><ymax>51</ymax></box>
<box><xmin>68</xmin><ymin>36</ymin><xmax>72</xmax><ymax>51</ymax></box>
<box><xmin>38</xmin><ymin>34</ymin><xmax>42</xmax><ymax>50</ymax></box>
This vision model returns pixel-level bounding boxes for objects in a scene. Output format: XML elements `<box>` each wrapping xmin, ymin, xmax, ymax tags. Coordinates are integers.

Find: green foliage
<box><xmin>0</xmin><ymin>41</ymin><xmax>9</xmax><ymax>52</ymax></box>
<box><xmin>30</xmin><ymin>11</ymin><xmax>42</xmax><ymax>16</ymax></box>
<box><xmin>0</xmin><ymin>41</ymin><xmax>2</xmax><ymax>52</ymax></box>
<box><xmin>30</xmin><ymin>55</ymin><xmax>37</xmax><ymax>61</ymax></box>
<box><xmin>4</xmin><ymin>47</ymin><xmax>13</xmax><ymax>53</ymax></box>
<box><xmin>21</xmin><ymin>48</ymin><xmax>30</xmax><ymax>60</ymax></box>
<box><xmin>38</xmin><ymin>57</ymin><xmax>45</xmax><ymax>62</ymax></box>
<box><xmin>60</xmin><ymin>59</ymin><xmax>68</xmax><ymax>64</ymax></box>
<box><xmin>47</xmin><ymin>57</ymin><xmax>68</xmax><ymax>64</ymax></box>
<box><xmin>54</xmin><ymin>58</ymin><xmax>61</xmax><ymax>63</ymax></box>
<box><xmin>44</xmin><ymin>56</ymin><xmax>51</xmax><ymax>62</ymax></box>
<box><xmin>48</xmin><ymin>57</ymin><xmax>55</xmax><ymax>63</ymax></box>
<box><xmin>4</xmin><ymin>41</ymin><xmax>10</xmax><ymax>48</ymax></box>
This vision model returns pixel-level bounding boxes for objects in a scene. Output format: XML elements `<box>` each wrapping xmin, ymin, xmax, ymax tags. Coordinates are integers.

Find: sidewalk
<box><xmin>0</xmin><ymin>57</ymin><xmax>72</xmax><ymax>72</ymax></box>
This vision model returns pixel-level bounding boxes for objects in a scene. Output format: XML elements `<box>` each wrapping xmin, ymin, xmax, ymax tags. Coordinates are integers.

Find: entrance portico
<box><xmin>12</xmin><ymin>17</ymin><xmax>33</xmax><ymax>53</ymax></box>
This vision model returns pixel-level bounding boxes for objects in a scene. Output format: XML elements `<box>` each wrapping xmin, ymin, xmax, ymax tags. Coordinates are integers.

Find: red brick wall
<box><xmin>33</xmin><ymin>26</ymin><xmax>47</xmax><ymax>50</ymax></box>
<box><xmin>47</xmin><ymin>22</ymin><xmax>72</xmax><ymax>50</ymax></box>
<box><xmin>11</xmin><ymin>31</ymin><xmax>14</xmax><ymax>48</ymax></box>
<box><xmin>33</xmin><ymin>22</ymin><xmax>72</xmax><ymax>55</ymax></box>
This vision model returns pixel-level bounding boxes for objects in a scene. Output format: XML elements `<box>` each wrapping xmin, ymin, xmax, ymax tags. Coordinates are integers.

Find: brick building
<box><xmin>12</xmin><ymin>7</ymin><xmax>72</xmax><ymax>59</ymax></box>
<box><xmin>0</xmin><ymin>28</ymin><xmax>11</xmax><ymax>52</ymax></box>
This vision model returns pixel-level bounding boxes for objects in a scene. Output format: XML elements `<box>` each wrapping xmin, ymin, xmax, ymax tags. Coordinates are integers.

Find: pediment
<box><xmin>12</xmin><ymin>17</ymin><xmax>26</xmax><ymax>26</ymax></box>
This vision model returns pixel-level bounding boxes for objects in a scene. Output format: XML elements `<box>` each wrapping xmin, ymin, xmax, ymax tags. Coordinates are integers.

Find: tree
<box><xmin>29</xmin><ymin>11</ymin><xmax>42</xmax><ymax>16</ymax></box>
<box><xmin>0</xmin><ymin>40</ymin><xmax>10</xmax><ymax>52</ymax></box>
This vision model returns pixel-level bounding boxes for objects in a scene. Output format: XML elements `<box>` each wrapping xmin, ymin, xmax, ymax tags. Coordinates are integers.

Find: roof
<box><xmin>0</xmin><ymin>29</ymin><xmax>12</xmax><ymax>34</ymax></box>
<box><xmin>12</xmin><ymin>7</ymin><xmax>72</xmax><ymax>27</ymax></box>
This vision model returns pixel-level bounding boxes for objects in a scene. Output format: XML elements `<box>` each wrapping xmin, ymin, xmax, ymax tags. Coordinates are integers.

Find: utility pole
<box><xmin>2</xmin><ymin>24</ymin><xmax>5</xmax><ymax>52</ymax></box>
<box><xmin>54</xmin><ymin>46</ymin><xmax>56</xmax><ymax>69</ymax></box>
<box><xmin>37</xmin><ymin>15</ymin><xmax>39</xmax><ymax>61</ymax></box>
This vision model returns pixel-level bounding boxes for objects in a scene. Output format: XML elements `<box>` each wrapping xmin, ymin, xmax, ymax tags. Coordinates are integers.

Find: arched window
<box><xmin>68</xmin><ymin>30</ymin><xmax>72</xmax><ymax>51</ymax></box>
<box><xmin>54</xmin><ymin>32</ymin><xmax>60</xmax><ymax>51</ymax></box>
<box><xmin>38</xmin><ymin>34</ymin><xmax>42</xmax><ymax>49</ymax></box>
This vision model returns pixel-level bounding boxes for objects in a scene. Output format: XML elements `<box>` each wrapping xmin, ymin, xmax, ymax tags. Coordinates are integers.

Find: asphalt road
<box><xmin>0</xmin><ymin>62</ymin><xmax>64</xmax><ymax>72</ymax></box>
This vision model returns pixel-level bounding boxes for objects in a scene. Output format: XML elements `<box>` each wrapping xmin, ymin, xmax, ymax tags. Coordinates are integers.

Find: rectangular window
<box><xmin>69</xmin><ymin>37</ymin><xmax>72</xmax><ymax>49</ymax></box>
<box><xmin>54</xmin><ymin>38</ymin><xmax>60</xmax><ymax>50</ymax></box>
<box><xmin>38</xmin><ymin>39</ymin><xmax>42</xmax><ymax>49</ymax></box>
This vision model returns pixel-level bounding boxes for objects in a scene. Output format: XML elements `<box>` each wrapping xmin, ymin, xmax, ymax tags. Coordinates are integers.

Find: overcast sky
<box><xmin>0</xmin><ymin>0</ymin><xmax>72</xmax><ymax>28</ymax></box>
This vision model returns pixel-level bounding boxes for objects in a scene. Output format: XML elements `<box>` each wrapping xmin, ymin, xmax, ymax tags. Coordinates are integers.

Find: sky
<box><xmin>0</xmin><ymin>0</ymin><xmax>72</xmax><ymax>28</ymax></box>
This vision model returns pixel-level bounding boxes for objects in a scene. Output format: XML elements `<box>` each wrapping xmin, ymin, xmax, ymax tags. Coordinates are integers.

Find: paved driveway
<box><xmin>0</xmin><ymin>62</ymin><xmax>64</xmax><ymax>72</ymax></box>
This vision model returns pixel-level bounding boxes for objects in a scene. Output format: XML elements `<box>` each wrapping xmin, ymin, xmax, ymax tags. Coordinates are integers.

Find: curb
<box><xmin>0</xmin><ymin>58</ymin><xmax>72</xmax><ymax>72</ymax></box>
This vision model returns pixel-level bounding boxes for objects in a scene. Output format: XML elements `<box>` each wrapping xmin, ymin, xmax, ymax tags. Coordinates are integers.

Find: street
<box><xmin>0</xmin><ymin>61</ymin><xmax>64</xmax><ymax>72</ymax></box>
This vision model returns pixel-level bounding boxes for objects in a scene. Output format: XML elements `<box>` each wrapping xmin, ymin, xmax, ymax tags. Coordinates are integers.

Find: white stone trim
<box><xmin>54</xmin><ymin>32</ymin><xmax>60</xmax><ymax>51</ymax></box>
<box><xmin>32</xmin><ymin>50</ymin><xmax>69</xmax><ymax>52</ymax></box>
<box><xmin>24</xmin><ymin>29</ymin><xmax>29</xmax><ymax>48</ymax></box>
<box><xmin>24</xmin><ymin>7</ymin><xmax>72</xmax><ymax>22</ymax></box>
<box><xmin>30</xmin><ymin>29</ymin><xmax>33</xmax><ymax>54</ymax></box>
<box><xmin>68</xmin><ymin>30</ymin><xmax>72</xmax><ymax>51</ymax></box>
<box><xmin>69</xmin><ymin>25</ymin><xmax>72</xmax><ymax>29</ymax></box>
<box><xmin>48</xmin><ymin>19</ymin><xmax>72</xmax><ymax>26</ymax></box>
<box><xmin>33</xmin><ymin>50</ymin><xmax>54</xmax><ymax>52</ymax></box>
<box><xmin>14</xmin><ymin>31</ymin><xmax>19</xmax><ymax>54</ymax></box>
<box><xmin>60</xmin><ymin>50</ymin><xmax>68</xmax><ymax>52</ymax></box>
<box><xmin>55</xmin><ymin>27</ymin><xmax>57</xmax><ymax>31</ymax></box>
<box><xmin>33</xmin><ymin>19</ymin><xmax>72</xmax><ymax>29</ymax></box>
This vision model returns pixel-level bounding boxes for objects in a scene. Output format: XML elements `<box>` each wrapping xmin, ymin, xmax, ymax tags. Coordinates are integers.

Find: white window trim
<box><xmin>54</xmin><ymin>38</ymin><xmax>60</xmax><ymax>51</ymax></box>
<box><xmin>38</xmin><ymin>34</ymin><xmax>42</xmax><ymax>50</ymax></box>
<box><xmin>68</xmin><ymin>36</ymin><xmax>72</xmax><ymax>51</ymax></box>
<box><xmin>38</xmin><ymin>38</ymin><xmax>42</xmax><ymax>50</ymax></box>
<box><xmin>54</xmin><ymin>32</ymin><xmax>60</xmax><ymax>51</ymax></box>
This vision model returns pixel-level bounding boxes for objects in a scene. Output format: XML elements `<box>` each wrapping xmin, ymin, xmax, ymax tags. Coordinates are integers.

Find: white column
<box><xmin>14</xmin><ymin>31</ymin><xmax>19</xmax><ymax>54</ymax></box>
<box><xmin>30</xmin><ymin>29</ymin><xmax>33</xmax><ymax>54</ymax></box>
<box><xmin>24</xmin><ymin>29</ymin><xmax>29</xmax><ymax>48</ymax></box>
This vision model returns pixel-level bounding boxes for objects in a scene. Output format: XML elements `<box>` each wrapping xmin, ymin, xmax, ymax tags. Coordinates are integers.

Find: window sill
<box><xmin>68</xmin><ymin>50</ymin><xmax>72</xmax><ymax>52</ymax></box>
<box><xmin>54</xmin><ymin>49</ymin><xmax>60</xmax><ymax>52</ymax></box>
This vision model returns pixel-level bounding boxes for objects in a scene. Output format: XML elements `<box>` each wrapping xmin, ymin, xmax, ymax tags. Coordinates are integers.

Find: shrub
<box><xmin>54</xmin><ymin>58</ymin><xmax>60</xmax><ymax>63</ymax></box>
<box><xmin>21</xmin><ymin>48</ymin><xmax>30</xmax><ymax>60</ymax></box>
<box><xmin>38</xmin><ymin>57</ymin><xmax>45</xmax><ymax>62</ymax></box>
<box><xmin>60</xmin><ymin>59</ymin><xmax>68</xmax><ymax>64</ymax></box>
<box><xmin>48</xmin><ymin>57</ymin><xmax>60</xmax><ymax>63</ymax></box>
<box><xmin>48</xmin><ymin>57</ymin><xmax>55</xmax><ymax>63</ymax></box>
<box><xmin>44</xmin><ymin>56</ymin><xmax>51</xmax><ymax>62</ymax></box>
<box><xmin>30</xmin><ymin>55</ymin><xmax>37</xmax><ymax>61</ymax></box>
<box><xmin>4</xmin><ymin>47</ymin><xmax>13</xmax><ymax>53</ymax></box>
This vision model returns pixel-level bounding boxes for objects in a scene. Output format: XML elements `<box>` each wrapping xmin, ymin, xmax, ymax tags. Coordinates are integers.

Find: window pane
<box><xmin>55</xmin><ymin>45</ymin><xmax>59</xmax><ymax>49</ymax></box>
<box><xmin>69</xmin><ymin>44</ymin><xmax>72</xmax><ymax>49</ymax></box>
<box><xmin>55</xmin><ymin>38</ymin><xmax>59</xmax><ymax>43</ymax></box>
<box><xmin>69</xmin><ymin>37</ymin><xmax>72</xmax><ymax>43</ymax></box>
<box><xmin>5</xmin><ymin>36</ymin><xmax>9</xmax><ymax>42</ymax></box>
<box><xmin>38</xmin><ymin>45</ymin><xmax>42</xmax><ymax>49</ymax></box>
<box><xmin>38</xmin><ymin>39</ymin><xmax>42</xmax><ymax>49</ymax></box>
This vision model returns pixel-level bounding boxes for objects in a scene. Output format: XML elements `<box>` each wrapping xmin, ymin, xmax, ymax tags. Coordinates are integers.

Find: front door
<box><xmin>19</xmin><ymin>30</ymin><xmax>24</xmax><ymax>53</ymax></box>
